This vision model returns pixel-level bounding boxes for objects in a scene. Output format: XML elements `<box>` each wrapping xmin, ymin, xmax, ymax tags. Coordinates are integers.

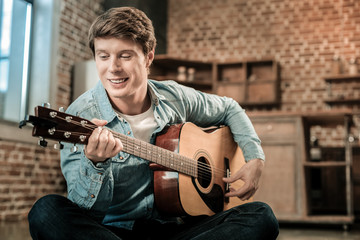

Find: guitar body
<box><xmin>153</xmin><ymin>122</ymin><xmax>251</xmax><ymax>217</ymax></box>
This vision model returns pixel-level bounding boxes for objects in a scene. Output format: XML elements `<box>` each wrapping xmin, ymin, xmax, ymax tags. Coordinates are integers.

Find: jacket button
<box><xmin>90</xmin><ymin>194</ymin><xmax>95</xmax><ymax>198</ymax></box>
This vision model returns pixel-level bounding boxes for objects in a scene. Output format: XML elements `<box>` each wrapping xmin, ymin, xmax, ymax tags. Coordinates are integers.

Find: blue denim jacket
<box><xmin>60</xmin><ymin>79</ymin><xmax>264</xmax><ymax>230</ymax></box>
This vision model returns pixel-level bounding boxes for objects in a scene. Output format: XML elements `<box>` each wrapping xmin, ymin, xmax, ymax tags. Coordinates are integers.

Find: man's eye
<box><xmin>99</xmin><ymin>55</ymin><xmax>108</xmax><ymax>59</ymax></box>
<box><xmin>121</xmin><ymin>54</ymin><xmax>131</xmax><ymax>59</ymax></box>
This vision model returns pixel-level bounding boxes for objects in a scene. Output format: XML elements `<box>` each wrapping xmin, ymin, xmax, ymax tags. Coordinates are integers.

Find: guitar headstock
<box><xmin>20</xmin><ymin>105</ymin><xmax>96</xmax><ymax>146</ymax></box>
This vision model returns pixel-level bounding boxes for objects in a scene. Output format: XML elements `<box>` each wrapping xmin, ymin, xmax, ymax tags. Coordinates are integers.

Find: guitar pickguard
<box><xmin>191</xmin><ymin>177</ymin><xmax>224</xmax><ymax>213</ymax></box>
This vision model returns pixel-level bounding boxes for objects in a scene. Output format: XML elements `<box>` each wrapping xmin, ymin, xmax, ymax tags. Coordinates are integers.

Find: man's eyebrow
<box><xmin>95</xmin><ymin>49</ymin><xmax>107</xmax><ymax>54</ymax></box>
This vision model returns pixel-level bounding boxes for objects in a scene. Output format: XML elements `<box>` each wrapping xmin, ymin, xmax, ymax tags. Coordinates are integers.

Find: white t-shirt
<box><xmin>115</xmin><ymin>105</ymin><xmax>157</xmax><ymax>143</ymax></box>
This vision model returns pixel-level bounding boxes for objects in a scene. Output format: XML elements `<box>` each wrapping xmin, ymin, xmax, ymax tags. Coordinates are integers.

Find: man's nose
<box><xmin>109</xmin><ymin>58</ymin><xmax>122</xmax><ymax>72</ymax></box>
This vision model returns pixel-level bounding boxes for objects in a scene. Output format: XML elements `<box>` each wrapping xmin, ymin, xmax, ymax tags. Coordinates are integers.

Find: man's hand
<box><xmin>222</xmin><ymin>158</ymin><xmax>264</xmax><ymax>201</ymax></box>
<box><xmin>84</xmin><ymin>119</ymin><xmax>123</xmax><ymax>163</ymax></box>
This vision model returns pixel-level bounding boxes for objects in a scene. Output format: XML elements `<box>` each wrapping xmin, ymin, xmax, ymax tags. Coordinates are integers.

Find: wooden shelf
<box><xmin>281</xmin><ymin>215</ymin><xmax>354</xmax><ymax>224</ymax></box>
<box><xmin>323</xmin><ymin>74</ymin><xmax>360</xmax><ymax>106</ymax></box>
<box><xmin>215</xmin><ymin>59</ymin><xmax>280</xmax><ymax>106</ymax></box>
<box><xmin>324</xmin><ymin>74</ymin><xmax>360</xmax><ymax>83</ymax></box>
<box><xmin>304</xmin><ymin>161</ymin><xmax>346</xmax><ymax>167</ymax></box>
<box><xmin>150</xmin><ymin>55</ymin><xmax>280</xmax><ymax>107</ymax></box>
<box><xmin>176</xmin><ymin>80</ymin><xmax>213</xmax><ymax>90</ymax></box>
<box><xmin>325</xmin><ymin>98</ymin><xmax>360</xmax><ymax>105</ymax></box>
<box><xmin>150</xmin><ymin>55</ymin><xmax>213</xmax><ymax>90</ymax></box>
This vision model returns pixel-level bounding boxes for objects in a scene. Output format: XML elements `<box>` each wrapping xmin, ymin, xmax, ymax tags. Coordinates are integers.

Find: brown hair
<box><xmin>88</xmin><ymin>7</ymin><xmax>156</xmax><ymax>56</ymax></box>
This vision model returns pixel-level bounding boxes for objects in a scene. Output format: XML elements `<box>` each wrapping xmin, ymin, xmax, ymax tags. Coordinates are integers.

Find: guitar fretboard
<box><xmin>115</xmin><ymin>132</ymin><xmax>197</xmax><ymax>177</ymax></box>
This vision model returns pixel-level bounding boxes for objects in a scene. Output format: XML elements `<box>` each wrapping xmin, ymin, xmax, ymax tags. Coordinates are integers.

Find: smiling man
<box><xmin>28</xmin><ymin>7</ymin><xmax>279</xmax><ymax>240</ymax></box>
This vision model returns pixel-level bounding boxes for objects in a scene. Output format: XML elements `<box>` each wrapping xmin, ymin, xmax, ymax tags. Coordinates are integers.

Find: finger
<box><xmin>105</xmin><ymin>132</ymin><xmax>118</xmax><ymax>155</ymax></box>
<box><xmin>225</xmin><ymin>182</ymin><xmax>251</xmax><ymax>198</ymax></box>
<box><xmin>96</xmin><ymin>128</ymin><xmax>110</xmax><ymax>157</ymax></box>
<box><xmin>241</xmin><ymin>189</ymin><xmax>256</xmax><ymax>200</ymax></box>
<box><xmin>91</xmin><ymin>118</ymin><xmax>108</xmax><ymax>127</ymax></box>
<box><xmin>86</xmin><ymin>126</ymin><xmax>103</xmax><ymax>154</ymax></box>
<box><xmin>113</xmin><ymin>138</ymin><xmax>123</xmax><ymax>153</ymax></box>
<box><xmin>223</xmin><ymin>169</ymin><xmax>244</xmax><ymax>183</ymax></box>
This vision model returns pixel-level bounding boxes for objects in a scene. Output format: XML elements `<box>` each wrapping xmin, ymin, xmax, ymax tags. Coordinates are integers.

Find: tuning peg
<box><xmin>70</xmin><ymin>144</ymin><xmax>78</xmax><ymax>153</ymax></box>
<box><xmin>38</xmin><ymin>137</ymin><xmax>48</xmax><ymax>147</ymax></box>
<box><xmin>42</xmin><ymin>103</ymin><xmax>51</xmax><ymax>108</ymax></box>
<box><xmin>59</xmin><ymin>107</ymin><xmax>65</xmax><ymax>112</ymax></box>
<box><xmin>54</xmin><ymin>142</ymin><xmax>64</xmax><ymax>150</ymax></box>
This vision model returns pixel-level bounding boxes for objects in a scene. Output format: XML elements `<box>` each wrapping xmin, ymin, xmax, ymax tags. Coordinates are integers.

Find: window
<box><xmin>0</xmin><ymin>0</ymin><xmax>60</xmax><ymax>143</ymax></box>
<box><xmin>0</xmin><ymin>0</ymin><xmax>33</xmax><ymax>122</ymax></box>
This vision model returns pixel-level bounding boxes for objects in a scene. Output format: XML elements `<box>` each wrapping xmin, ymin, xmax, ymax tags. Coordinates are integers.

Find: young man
<box><xmin>28</xmin><ymin>7</ymin><xmax>279</xmax><ymax>240</ymax></box>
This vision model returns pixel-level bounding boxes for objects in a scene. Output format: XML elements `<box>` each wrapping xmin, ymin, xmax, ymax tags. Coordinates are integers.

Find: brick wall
<box><xmin>167</xmin><ymin>0</ymin><xmax>360</xmax><ymax>146</ymax></box>
<box><xmin>0</xmin><ymin>142</ymin><xmax>64</xmax><ymax>221</ymax></box>
<box><xmin>0</xmin><ymin>0</ymin><xmax>104</xmax><ymax>222</ymax></box>
<box><xmin>56</xmin><ymin>0</ymin><xmax>104</xmax><ymax>108</ymax></box>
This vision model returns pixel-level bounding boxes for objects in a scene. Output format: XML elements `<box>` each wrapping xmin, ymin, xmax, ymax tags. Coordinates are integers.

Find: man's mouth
<box><xmin>109</xmin><ymin>78</ymin><xmax>128</xmax><ymax>84</ymax></box>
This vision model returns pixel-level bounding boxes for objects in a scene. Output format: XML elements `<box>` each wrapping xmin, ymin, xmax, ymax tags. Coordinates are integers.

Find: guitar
<box><xmin>20</xmin><ymin>106</ymin><xmax>251</xmax><ymax>216</ymax></box>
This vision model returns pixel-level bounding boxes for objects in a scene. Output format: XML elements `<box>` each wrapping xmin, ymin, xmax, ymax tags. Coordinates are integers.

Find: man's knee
<box><xmin>231</xmin><ymin>201</ymin><xmax>279</xmax><ymax>239</ymax></box>
<box><xmin>251</xmin><ymin>202</ymin><xmax>279</xmax><ymax>239</ymax></box>
<box><xmin>28</xmin><ymin>195</ymin><xmax>68</xmax><ymax>231</ymax></box>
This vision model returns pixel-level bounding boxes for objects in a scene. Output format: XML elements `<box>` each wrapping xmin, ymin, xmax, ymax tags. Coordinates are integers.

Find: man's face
<box><xmin>94</xmin><ymin>37</ymin><xmax>153</xmax><ymax>106</ymax></box>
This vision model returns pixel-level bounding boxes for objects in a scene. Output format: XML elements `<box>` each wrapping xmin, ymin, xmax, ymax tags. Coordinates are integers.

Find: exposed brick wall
<box><xmin>0</xmin><ymin>141</ymin><xmax>65</xmax><ymax>221</ymax></box>
<box><xmin>0</xmin><ymin>0</ymin><xmax>104</xmax><ymax>222</ymax></box>
<box><xmin>167</xmin><ymin>0</ymin><xmax>360</xmax><ymax>145</ymax></box>
<box><xmin>56</xmin><ymin>0</ymin><xmax>104</xmax><ymax>108</ymax></box>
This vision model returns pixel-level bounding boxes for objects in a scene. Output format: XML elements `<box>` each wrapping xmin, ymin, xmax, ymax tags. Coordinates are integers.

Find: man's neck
<box><xmin>111</xmin><ymin>93</ymin><xmax>151</xmax><ymax>116</ymax></box>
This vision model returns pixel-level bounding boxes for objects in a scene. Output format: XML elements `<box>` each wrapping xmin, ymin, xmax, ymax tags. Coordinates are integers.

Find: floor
<box><xmin>1</xmin><ymin>221</ymin><xmax>360</xmax><ymax>240</ymax></box>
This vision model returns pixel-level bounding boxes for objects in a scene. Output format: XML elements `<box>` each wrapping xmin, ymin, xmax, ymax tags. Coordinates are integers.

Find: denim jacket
<box><xmin>60</xmin><ymin>79</ymin><xmax>264</xmax><ymax>230</ymax></box>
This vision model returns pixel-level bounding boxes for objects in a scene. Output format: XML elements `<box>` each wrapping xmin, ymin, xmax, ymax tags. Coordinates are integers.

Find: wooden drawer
<box><xmin>252</xmin><ymin>119</ymin><xmax>297</xmax><ymax>140</ymax></box>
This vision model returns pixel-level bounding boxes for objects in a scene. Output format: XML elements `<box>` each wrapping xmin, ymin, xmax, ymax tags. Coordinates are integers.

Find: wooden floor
<box><xmin>1</xmin><ymin>221</ymin><xmax>360</xmax><ymax>240</ymax></box>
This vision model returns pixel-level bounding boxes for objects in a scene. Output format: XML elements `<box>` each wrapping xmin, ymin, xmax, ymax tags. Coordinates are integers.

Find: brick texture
<box><xmin>56</xmin><ymin>0</ymin><xmax>104</xmax><ymax>108</ymax></box>
<box><xmin>0</xmin><ymin>141</ymin><xmax>65</xmax><ymax>221</ymax></box>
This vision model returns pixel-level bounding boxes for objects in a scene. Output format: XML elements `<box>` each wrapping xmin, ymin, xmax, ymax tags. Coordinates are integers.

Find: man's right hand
<box><xmin>84</xmin><ymin>119</ymin><xmax>123</xmax><ymax>163</ymax></box>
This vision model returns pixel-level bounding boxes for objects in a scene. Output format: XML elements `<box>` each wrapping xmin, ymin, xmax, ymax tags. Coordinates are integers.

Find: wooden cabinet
<box><xmin>250</xmin><ymin>115</ymin><xmax>307</xmax><ymax>220</ymax></box>
<box><xmin>215</xmin><ymin>60</ymin><xmax>280</xmax><ymax>106</ymax></box>
<box><xmin>149</xmin><ymin>55</ymin><xmax>214</xmax><ymax>93</ymax></box>
<box><xmin>250</xmin><ymin>111</ymin><xmax>355</xmax><ymax>227</ymax></box>
<box><xmin>324</xmin><ymin>74</ymin><xmax>360</xmax><ymax>105</ymax></box>
<box><xmin>302</xmin><ymin>112</ymin><xmax>354</xmax><ymax>227</ymax></box>
<box><xmin>150</xmin><ymin>55</ymin><xmax>280</xmax><ymax>106</ymax></box>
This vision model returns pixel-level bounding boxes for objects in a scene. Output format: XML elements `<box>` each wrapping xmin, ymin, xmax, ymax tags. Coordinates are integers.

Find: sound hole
<box><xmin>197</xmin><ymin>156</ymin><xmax>212</xmax><ymax>188</ymax></box>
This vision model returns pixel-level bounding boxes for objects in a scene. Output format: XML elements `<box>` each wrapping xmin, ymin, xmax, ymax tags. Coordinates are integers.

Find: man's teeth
<box><xmin>110</xmin><ymin>78</ymin><xmax>127</xmax><ymax>83</ymax></box>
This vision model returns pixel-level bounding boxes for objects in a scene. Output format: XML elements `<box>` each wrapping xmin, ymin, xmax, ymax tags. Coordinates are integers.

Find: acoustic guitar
<box><xmin>20</xmin><ymin>105</ymin><xmax>251</xmax><ymax>217</ymax></box>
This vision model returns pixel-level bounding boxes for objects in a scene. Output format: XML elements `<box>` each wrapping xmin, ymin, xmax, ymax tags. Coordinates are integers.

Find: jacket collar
<box><xmin>92</xmin><ymin>80</ymin><xmax>166</xmax><ymax>123</ymax></box>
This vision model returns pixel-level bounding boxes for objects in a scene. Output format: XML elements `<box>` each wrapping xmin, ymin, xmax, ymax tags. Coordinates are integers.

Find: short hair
<box><xmin>88</xmin><ymin>7</ymin><xmax>156</xmax><ymax>56</ymax></box>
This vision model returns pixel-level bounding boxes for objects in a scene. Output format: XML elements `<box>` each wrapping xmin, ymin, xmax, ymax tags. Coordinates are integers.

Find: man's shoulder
<box><xmin>148</xmin><ymin>79</ymin><xmax>189</xmax><ymax>94</ymax></box>
<box><xmin>66</xmin><ymin>88</ymin><xmax>97</xmax><ymax>117</ymax></box>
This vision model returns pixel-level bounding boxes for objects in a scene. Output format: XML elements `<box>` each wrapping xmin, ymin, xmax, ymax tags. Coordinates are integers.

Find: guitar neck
<box><xmin>113</xmin><ymin>132</ymin><xmax>197</xmax><ymax>177</ymax></box>
<box><xmin>24</xmin><ymin>105</ymin><xmax>197</xmax><ymax>177</ymax></box>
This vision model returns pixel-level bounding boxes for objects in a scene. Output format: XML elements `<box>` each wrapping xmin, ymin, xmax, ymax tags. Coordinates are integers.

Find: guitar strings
<box><xmin>56</xmin><ymin>118</ymin><xmax>226</xmax><ymax>179</ymax></box>
<box><xmin>54</xmin><ymin>115</ymin><xmax>228</xmax><ymax>178</ymax></box>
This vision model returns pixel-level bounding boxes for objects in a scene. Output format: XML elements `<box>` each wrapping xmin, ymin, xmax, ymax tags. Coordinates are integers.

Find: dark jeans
<box><xmin>28</xmin><ymin>194</ymin><xmax>279</xmax><ymax>240</ymax></box>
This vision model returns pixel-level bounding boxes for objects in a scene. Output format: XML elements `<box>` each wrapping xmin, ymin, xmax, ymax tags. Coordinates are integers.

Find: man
<box><xmin>28</xmin><ymin>7</ymin><xmax>279</xmax><ymax>240</ymax></box>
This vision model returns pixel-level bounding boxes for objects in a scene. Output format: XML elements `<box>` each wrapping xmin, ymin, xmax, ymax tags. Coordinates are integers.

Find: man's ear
<box><xmin>146</xmin><ymin>49</ymin><xmax>155</xmax><ymax>68</ymax></box>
